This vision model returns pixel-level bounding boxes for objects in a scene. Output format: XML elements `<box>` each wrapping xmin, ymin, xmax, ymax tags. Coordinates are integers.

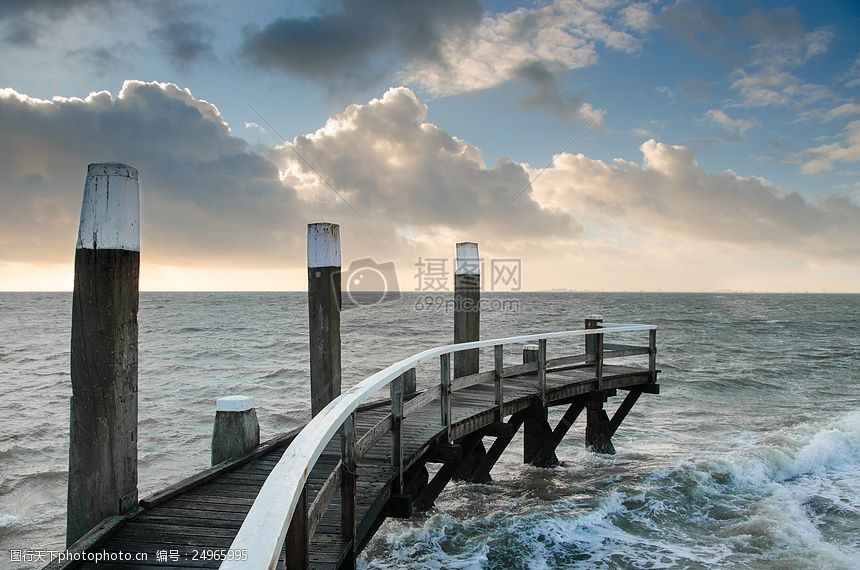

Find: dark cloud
<box><xmin>239</xmin><ymin>0</ymin><xmax>483</xmax><ymax>89</ymax></box>
<box><xmin>0</xmin><ymin>0</ymin><xmax>216</xmax><ymax>73</ymax></box>
<box><xmin>67</xmin><ymin>44</ymin><xmax>134</xmax><ymax>75</ymax></box>
<box><xmin>514</xmin><ymin>61</ymin><xmax>601</xmax><ymax>124</ymax></box>
<box><xmin>150</xmin><ymin>20</ymin><xmax>216</xmax><ymax>69</ymax></box>
<box><xmin>0</xmin><ymin>81</ymin><xmax>302</xmax><ymax>264</ymax></box>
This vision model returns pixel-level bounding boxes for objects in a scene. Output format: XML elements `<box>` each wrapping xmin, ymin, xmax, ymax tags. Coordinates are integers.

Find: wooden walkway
<box><xmin>61</xmin><ymin>362</ymin><xmax>657</xmax><ymax>569</ymax></box>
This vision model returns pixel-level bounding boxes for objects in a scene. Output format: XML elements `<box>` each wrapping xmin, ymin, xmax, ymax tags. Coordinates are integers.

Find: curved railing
<box><xmin>222</xmin><ymin>323</ymin><xmax>656</xmax><ymax>569</ymax></box>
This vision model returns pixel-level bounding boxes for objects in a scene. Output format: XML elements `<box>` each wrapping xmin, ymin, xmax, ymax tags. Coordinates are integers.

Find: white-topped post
<box><xmin>454</xmin><ymin>242</ymin><xmax>480</xmax><ymax>378</ymax></box>
<box><xmin>212</xmin><ymin>396</ymin><xmax>260</xmax><ymax>465</ymax></box>
<box><xmin>67</xmin><ymin>163</ymin><xmax>141</xmax><ymax>545</ymax></box>
<box><xmin>307</xmin><ymin>222</ymin><xmax>342</xmax><ymax>418</ymax></box>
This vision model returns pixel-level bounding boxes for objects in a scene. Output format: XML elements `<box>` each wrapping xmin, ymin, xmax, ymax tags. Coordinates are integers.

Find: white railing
<box><xmin>221</xmin><ymin>323</ymin><xmax>656</xmax><ymax>569</ymax></box>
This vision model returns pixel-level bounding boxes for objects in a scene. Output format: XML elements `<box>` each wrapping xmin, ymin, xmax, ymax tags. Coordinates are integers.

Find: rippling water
<box><xmin>1</xmin><ymin>293</ymin><xmax>858</xmax><ymax>568</ymax></box>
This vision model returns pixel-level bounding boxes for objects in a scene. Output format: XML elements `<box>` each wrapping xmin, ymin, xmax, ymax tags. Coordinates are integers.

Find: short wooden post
<box><xmin>307</xmin><ymin>223</ymin><xmax>342</xmax><ymax>417</ymax></box>
<box><xmin>211</xmin><ymin>396</ymin><xmax>260</xmax><ymax>466</ymax></box>
<box><xmin>403</xmin><ymin>367</ymin><xmax>417</xmax><ymax>396</ymax></box>
<box><xmin>67</xmin><ymin>163</ymin><xmax>140</xmax><ymax>545</ymax></box>
<box><xmin>285</xmin><ymin>486</ymin><xmax>309</xmax><ymax>569</ymax></box>
<box><xmin>538</xmin><ymin>338</ymin><xmax>547</xmax><ymax>402</ymax></box>
<box><xmin>340</xmin><ymin>413</ymin><xmax>356</xmax><ymax>567</ymax></box>
<box><xmin>649</xmin><ymin>328</ymin><xmax>657</xmax><ymax>382</ymax></box>
<box><xmin>390</xmin><ymin>373</ymin><xmax>404</xmax><ymax>493</ymax></box>
<box><xmin>493</xmin><ymin>345</ymin><xmax>504</xmax><ymax>421</ymax></box>
<box><xmin>440</xmin><ymin>353</ymin><xmax>452</xmax><ymax>442</ymax></box>
<box><xmin>454</xmin><ymin>242</ymin><xmax>480</xmax><ymax>378</ymax></box>
<box><xmin>585</xmin><ymin>315</ymin><xmax>603</xmax><ymax>362</ymax></box>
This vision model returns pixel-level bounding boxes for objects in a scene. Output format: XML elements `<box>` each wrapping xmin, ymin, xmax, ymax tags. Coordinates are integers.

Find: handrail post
<box><xmin>340</xmin><ymin>413</ymin><xmax>356</xmax><ymax>566</ymax></box>
<box><xmin>596</xmin><ymin>331</ymin><xmax>604</xmax><ymax>388</ymax></box>
<box><xmin>390</xmin><ymin>373</ymin><xmax>404</xmax><ymax>493</ymax></box>
<box><xmin>649</xmin><ymin>328</ymin><xmax>657</xmax><ymax>383</ymax></box>
<box><xmin>285</xmin><ymin>485</ymin><xmax>309</xmax><ymax>569</ymax></box>
<box><xmin>494</xmin><ymin>345</ymin><xmax>504</xmax><ymax>421</ymax></box>
<box><xmin>440</xmin><ymin>353</ymin><xmax>452</xmax><ymax>442</ymax></box>
<box><xmin>537</xmin><ymin>339</ymin><xmax>546</xmax><ymax>404</ymax></box>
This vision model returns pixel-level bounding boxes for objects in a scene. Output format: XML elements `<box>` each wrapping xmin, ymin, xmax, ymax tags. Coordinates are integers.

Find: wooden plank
<box><xmin>546</xmin><ymin>353</ymin><xmax>587</xmax><ymax>369</ymax></box>
<box><xmin>450</xmin><ymin>370</ymin><xmax>494</xmax><ymax>392</ymax></box>
<box><xmin>285</xmin><ymin>487</ymin><xmax>308</xmax><ymax>568</ymax></box>
<box><xmin>140</xmin><ymin>429</ymin><xmax>301</xmax><ymax>508</ymax></box>
<box><xmin>44</xmin><ymin>515</ymin><xmax>129</xmax><ymax>570</ymax></box>
<box><xmin>402</xmin><ymin>385</ymin><xmax>440</xmax><ymax>417</ymax></box>
<box><xmin>354</xmin><ymin>415</ymin><xmax>392</xmax><ymax>460</ymax></box>
<box><xmin>307</xmin><ymin>462</ymin><xmax>342</xmax><ymax>539</ymax></box>
<box><xmin>501</xmin><ymin>360</ymin><xmax>539</xmax><ymax>378</ymax></box>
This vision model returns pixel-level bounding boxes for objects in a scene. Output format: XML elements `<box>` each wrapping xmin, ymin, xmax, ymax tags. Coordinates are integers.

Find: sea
<box><xmin>0</xmin><ymin>292</ymin><xmax>858</xmax><ymax>569</ymax></box>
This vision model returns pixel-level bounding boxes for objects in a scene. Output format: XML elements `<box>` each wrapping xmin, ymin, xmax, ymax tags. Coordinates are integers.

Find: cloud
<box><xmin>801</xmin><ymin>120</ymin><xmax>860</xmax><ymax>174</ymax></box>
<box><xmin>0</xmin><ymin>82</ymin><xmax>575</xmax><ymax>269</ymax></box>
<box><xmin>705</xmin><ymin>108</ymin><xmax>757</xmax><ymax>134</ymax></box>
<box><xmin>823</xmin><ymin>103</ymin><xmax>860</xmax><ymax>122</ymax></box>
<box><xmin>275</xmin><ymin>87</ymin><xmax>576</xmax><ymax>238</ymax></box>
<box><xmin>149</xmin><ymin>19</ymin><xmax>216</xmax><ymax>69</ymax></box>
<box><xmin>244</xmin><ymin>121</ymin><xmax>266</xmax><ymax>133</ymax></box>
<box><xmin>403</xmin><ymin>0</ymin><xmax>642</xmax><ymax>96</ymax></box>
<box><xmin>238</xmin><ymin>0</ymin><xmax>483</xmax><ymax>90</ymax></box>
<box><xmin>0</xmin><ymin>81</ymin><xmax>302</xmax><ymax>264</ymax></box>
<box><xmin>513</xmin><ymin>61</ymin><xmax>603</xmax><ymax>124</ymax></box>
<box><xmin>533</xmin><ymin>139</ymin><xmax>860</xmax><ymax>259</ymax></box>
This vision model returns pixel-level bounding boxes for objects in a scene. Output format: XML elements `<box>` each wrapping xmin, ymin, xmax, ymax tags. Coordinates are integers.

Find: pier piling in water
<box><xmin>211</xmin><ymin>396</ymin><xmax>260</xmax><ymax>465</ymax></box>
<box><xmin>585</xmin><ymin>316</ymin><xmax>616</xmax><ymax>454</ymax></box>
<box><xmin>522</xmin><ymin>345</ymin><xmax>559</xmax><ymax>466</ymax></box>
<box><xmin>67</xmin><ymin>163</ymin><xmax>140</xmax><ymax>545</ymax></box>
<box><xmin>307</xmin><ymin>222</ymin><xmax>342</xmax><ymax>417</ymax></box>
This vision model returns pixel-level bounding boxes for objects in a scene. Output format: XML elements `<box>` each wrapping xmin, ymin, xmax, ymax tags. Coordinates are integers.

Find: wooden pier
<box><xmin>50</xmin><ymin>164</ymin><xmax>660</xmax><ymax>569</ymax></box>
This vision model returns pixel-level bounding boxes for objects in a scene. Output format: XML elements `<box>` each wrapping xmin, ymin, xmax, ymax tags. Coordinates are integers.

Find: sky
<box><xmin>1</xmin><ymin>0</ymin><xmax>859</xmax><ymax>292</ymax></box>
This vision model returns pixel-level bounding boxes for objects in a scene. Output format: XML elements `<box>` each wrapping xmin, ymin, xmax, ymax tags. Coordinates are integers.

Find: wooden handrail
<box><xmin>221</xmin><ymin>323</ymin><xmax>656</xmax><ymax>570</ymax></box>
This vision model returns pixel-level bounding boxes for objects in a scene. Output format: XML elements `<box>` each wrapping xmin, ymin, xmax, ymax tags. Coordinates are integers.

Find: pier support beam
<box><xmin>522</xmin><ymin>346</ymin><xmax>559</xmax><ymax>466</ymax></box>
<box><xmin>454</xmin><ymin>242</ymin><xmax>480</xmax><ymax>379</ymax></box>
<box><xmin>67</xmin><ymin>163</ymin><xmax>140</xmax><ymax>545</ymax></box>
<box><xmin>585</xmin><ymin>393</ymin><xmax>616</xmax><ymax>454</ymax></box>
<box><xmin>307</xmin><ymin>223</ymin><xmax>342</xmax><ymax>417</ymax></box>
<box><xmin>211</xmin><ymin>396</ymin><xmax>260</xmax><ymax>466</ymax></box>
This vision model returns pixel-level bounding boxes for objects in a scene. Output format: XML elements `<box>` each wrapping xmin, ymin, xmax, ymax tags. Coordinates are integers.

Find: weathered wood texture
<box><xmin>453</xmin><ymin>273</ymin><xmax>480</xmax><ymax>378</ymax></box>
<box><xmin>68</xmin><ymin>248</ymin><xmax>140</xmax><ymax>545</ymax></box>
<box><xmin>308</xmin><ymin>264</ymin><xmax>341</xmax><ymax>417</ymax></box>
<box><xmin>212</xmin><ymin>409</ymin><xmax>260</xmax><ymax>466</ymax></box>
<box><xmin>60</xmin><ymin>363</ymin><xmax>657</xmax><ymax>569</ymax></box>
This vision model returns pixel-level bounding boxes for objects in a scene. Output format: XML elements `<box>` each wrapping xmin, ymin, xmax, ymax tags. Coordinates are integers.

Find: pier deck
<box><xmin>64</xmin><ymin>362</ymin><xmax>657</xmax><ymax>569</ymax></box>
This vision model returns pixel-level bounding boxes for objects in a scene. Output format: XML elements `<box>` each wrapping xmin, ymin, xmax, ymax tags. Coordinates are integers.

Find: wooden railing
<box><xmin>221</xmin><ymin>323</ymin><xmax>656</xmax><ymax>569</ymax></box>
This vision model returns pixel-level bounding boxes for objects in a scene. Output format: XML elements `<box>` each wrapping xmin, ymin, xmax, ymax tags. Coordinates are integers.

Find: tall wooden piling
<box><xmin>67</xmin><ymin>163</ymin><xmax>140</xmax><ymax>545</ymax></box>
<box><xmin>211</xmin><ymin>396</ymin><xmax>260</xmax><ymax>465</ymax></box>
<box><xmin>454</xmin><ymin>242</ymin><xmax>480</xmax><ymax>378</ymax></box>
<box><xmin>307</xmin><ymin>223</ymin><xmax>342</xmax><ymax>417</ymax></box>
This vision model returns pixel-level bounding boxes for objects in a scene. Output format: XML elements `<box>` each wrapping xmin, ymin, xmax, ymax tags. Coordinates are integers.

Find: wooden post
<box><xmin>649</xmin><ymin>328</ymin><xmax>657</xmax><ymax>382</ymax></box>
<box><xmin>340</xmin><ymin>413</ymin><xmax>356</xmax><ymax>567</ymax></box>
<box><xmin>538</xmin><ymin>338</ymin><xmax>547</xmax><ymax>403</ymax></box>
<box><xmin>67</xmin><ymin>163</ymin><xmax>140</xmax><ymax>545</ymax></box>
<box><xmin>454</xmin><ymin>242</ymin><xmax>480</xmax><ymax>378</ymax></box>
<box><xmin>391</xmin><ymin>373</ymin><xmax>404</xmax><ymax>493</ymax></box>
<box><xmin>211</xmin><ymin>396</ymin><xmax>260</xmax><ymax>466</ymax></box>
<box><xmin>440</xmin><ymin>353</ymin><xmax>452</xmax><ymax>442</ymax></box>
<box><xmin>285</xmin><ymin>486</ymin><xmax>308</xmax><ymax>569</ymax></box>
<box><xmin>307</xmin><ymin>223</ymin><xmax>342</xmax><ymax>417</ymax></box>
<box><xmin>584</xmin><ymin>316</ymin><xmax>613</xmax><ymax>453</ymax></box>
<box><xmin>493</xmin><ymin>345</ymin><xmax>504</xmax><ymax>421</ymax></box>
<box><xmin>522</xmin><ymin>345</ymin><xmax>557</xmax><ymax>466</ymax></box>
<box><xmin>403</xmin><ymin>367</ymin><xmax>417</xmax><ymax>396</ymax></box>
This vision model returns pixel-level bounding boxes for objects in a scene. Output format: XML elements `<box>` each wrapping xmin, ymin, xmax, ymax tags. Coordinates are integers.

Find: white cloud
<box><xmin>244</xmin><ymin>121</ymin><xmax>266</xmax><ymax>133</ymax></box>
<box><xmin>705</xmin><ymin>108</ymin><xmax>757</xmax><ymax>134</ymax></box>
<box><xmin>802</xmin><ymin>120</ymin><xmax>860</xmax><ymax>174</ymax></box>
<box><xmin>533</xmin><ymin>139</ymin><xmax>860</xmax><ymax>259</ymax></box>
<box><xmin>823</xmin><ymin>103</ymin><xmax>860</xmax><ymax>122</ymax></box>
<box><xmin>402</xmin><ymin>0</ymin><xmax>642</xmax><ymax>96</ymax></box>
<box><xmin>621</xmin><ymin>2</ymin><xmax>655</xmax><ymax>32</ymax></box>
